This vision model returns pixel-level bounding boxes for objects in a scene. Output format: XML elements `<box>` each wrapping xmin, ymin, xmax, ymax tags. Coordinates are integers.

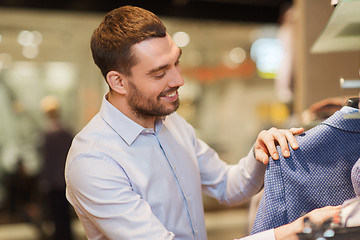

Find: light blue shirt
<box><xmin>65</xmin><ymin>95</ymin><xmax>266</xmax><ymax>240</ymax></box>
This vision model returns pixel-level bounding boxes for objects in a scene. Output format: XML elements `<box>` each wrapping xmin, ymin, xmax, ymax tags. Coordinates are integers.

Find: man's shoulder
<box><xmin>68</xmin><ymin>113</ymin><xmax>124</xmax><ymax>158</ymax></box>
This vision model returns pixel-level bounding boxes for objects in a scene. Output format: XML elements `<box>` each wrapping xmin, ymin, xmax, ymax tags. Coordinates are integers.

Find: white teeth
<box><xmin>166</xmin><ymin>91</ymin><xmax>176</xmax><ymax>97</ymax></box>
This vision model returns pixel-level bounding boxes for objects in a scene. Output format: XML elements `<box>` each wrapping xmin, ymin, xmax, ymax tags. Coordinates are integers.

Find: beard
<box><xmin>127</xmin><ymin>80</ymin><xmax>180</xmax><ymax>119</ymax></box>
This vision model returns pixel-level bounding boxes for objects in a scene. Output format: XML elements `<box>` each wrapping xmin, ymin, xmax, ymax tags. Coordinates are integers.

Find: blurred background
<box><xmin>0</xmin><ymin>0</ymin><xmax>359</xmax><ymax>239</ymax></box>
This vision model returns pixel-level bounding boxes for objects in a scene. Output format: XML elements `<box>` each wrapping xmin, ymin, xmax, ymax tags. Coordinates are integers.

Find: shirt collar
<box><xmin>321</xmin><ymin>106</ymin><xmax>360</xmax><ymax>133</ymax></box>
<box><xmin>99</xmin><ymin>94</ymin><xmax>152</xmax><ymax>145</ymax></box>
<box><xmin>340</xmin><ymin>105</ymin><xmax>360</xmax><ymax>114</ymax></box>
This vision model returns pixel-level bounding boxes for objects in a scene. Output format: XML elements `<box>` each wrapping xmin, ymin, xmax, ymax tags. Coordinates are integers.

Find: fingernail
<box><xmin>284</xmin><ymin>150</ymin><xmax>289</xmax><ymax>157</ymax></box>
<box><xmin>273</xmin><ymin>153</ymin><xmax>279</xmax><ymax>159</ymax></box>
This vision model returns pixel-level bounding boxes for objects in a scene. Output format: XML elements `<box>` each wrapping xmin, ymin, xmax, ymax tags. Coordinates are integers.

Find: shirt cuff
<box><xmin>234</xmin><ymin>229</ymin><xmax>275</xmax><ymax>240</ymax></box>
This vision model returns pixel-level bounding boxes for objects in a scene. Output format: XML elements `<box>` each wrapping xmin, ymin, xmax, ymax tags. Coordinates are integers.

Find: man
<box><xmin>65</xmin><ymin>5</ymin><xmax>338</xmax><ymax>240</ymax></box>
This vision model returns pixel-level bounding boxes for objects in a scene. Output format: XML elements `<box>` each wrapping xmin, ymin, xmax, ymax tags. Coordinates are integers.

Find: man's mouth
<box><xmin>160</xmin><ymin>88</ymin><xmax>179</xmax><ymax>102</ymax></box>
<box><xmin>165</xmin><ymin>91</ymin><xmax>177</xmax><ymax>97</ymax></box>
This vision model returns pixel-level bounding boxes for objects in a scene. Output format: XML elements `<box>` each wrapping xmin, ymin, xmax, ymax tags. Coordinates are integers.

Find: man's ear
<box><xmin>106</xmin><ymin>71</ymin><xmax>127</xmax><ymax>94</ymax></box>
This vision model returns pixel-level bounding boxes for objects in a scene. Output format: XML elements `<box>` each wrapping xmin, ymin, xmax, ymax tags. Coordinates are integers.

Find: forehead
<box><xmin>131</xmin><ymin>34</ymin><xmax>180</xmax><ymax>68</ymax></box>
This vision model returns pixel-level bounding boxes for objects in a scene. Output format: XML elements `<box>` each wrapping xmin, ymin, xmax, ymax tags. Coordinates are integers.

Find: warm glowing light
<box><xmin>17</xmin><ymin>30</ymin><xmax>42</xmax><ymax>59</ymax></box>
<box><xmin>173</xmin><ymin>31</ymin><xmax>190</xmax><ymax>47</ymax></box>
<box><xmin>229</xmin><ymin>47</ymin><xmax>246</xmax><ymax>64</ymax></box>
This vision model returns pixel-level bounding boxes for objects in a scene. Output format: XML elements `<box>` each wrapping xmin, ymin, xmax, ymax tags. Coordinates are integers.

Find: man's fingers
<box><xmin>270</xmin><ymin>127</ymin><xmax>303</xmax><ymax>157</ymax></box>
<box><xmin>289</xmin><ymin>127</ymin><xmax>304</xmax><ymax>149</ymax></box>
<box><xmin>307</xmin><ymin>205</ymin><xmax>341</xmax><ymax>225</ymax></box>
<box><xmin>290</xmin><ymin>127</ymin><xmax>304</xmax><ymax>135</ymax></box>
<box><xmin>269</xmin><ymin>128</ymin><xmax>291</xmax><ymax>158</ymax></box>
<box><xmin>282</xmin><ymin>130</ymin><xmax>299</xmax><ymax>151</ymax></box>
<box><xmin>255</xmin><ymin>150</ymin><xmax>270</xmax><ymax>165</ymax></box>
<box><xmin>258</xmin><ymin>129</ymin><xmax>279</xmax><ymax>160</ymax></box>
<box><xmin>254</xmin><ymin>127</ymin><xmax>303</xmax><ymax>164</ymax></box>
<box><xmin>266</xmin><ymin>127</ymin><xmax>294</xmax><ymax>158</ymax></box>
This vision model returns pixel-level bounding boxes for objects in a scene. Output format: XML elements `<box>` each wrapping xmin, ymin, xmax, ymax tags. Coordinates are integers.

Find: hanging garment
<box><xmin>251</xmin><ymin>106</ymin><xmax>360</xmax><ymax>234</ymax></box>
<box><xmin>352</xmin><ymin>158</ymin><xmax>360</xmax><ymax>196</ymax></box>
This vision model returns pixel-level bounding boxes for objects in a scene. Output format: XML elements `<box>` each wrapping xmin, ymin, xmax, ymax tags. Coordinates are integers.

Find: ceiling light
<box><xmin>173</xmin><ymin>31</ymin><xmax>190</xmax><ymax>47</ymax></box>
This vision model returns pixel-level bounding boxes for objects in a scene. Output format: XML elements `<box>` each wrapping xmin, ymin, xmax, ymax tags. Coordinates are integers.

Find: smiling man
<box><xmin>106</xmin><ymin>34</ymin><xmax>183</xmax><ymax>127</ymax></box>
<box><xmin>64</xmin><ymin>5</ymin><xmax>336</xmax><ymax>240</ymax></box>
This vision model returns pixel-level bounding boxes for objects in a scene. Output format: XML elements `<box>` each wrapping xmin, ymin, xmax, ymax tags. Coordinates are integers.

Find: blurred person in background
<box><xmin>40</xmin><ymin>95</ymin><xmax>73</xmax><ymax>240</ymax></box>
<box><xmin>65</xmin><ymin>5</ymin><xmax>338</xmax><ymax>240</ymax></box>
<box><xmin>5</xmin><ymin>158</ymin><xmax>46</xmax><ymax>239</ymax></box>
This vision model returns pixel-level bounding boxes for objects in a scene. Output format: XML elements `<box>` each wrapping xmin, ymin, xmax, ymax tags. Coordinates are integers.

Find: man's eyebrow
<box><xmin>146</xmin><ymin>48</ymin><xmax>182</xmax><ymax>75</ymax></box>
<box><xmin>178</xmin><ymin>48</ymin><xmax>182</xmax><ymax>60</ymax></box>
<box><xmin>146</xmin><ymin>64</ymin><xmax>169</xmax><ymax>75</ymax></box>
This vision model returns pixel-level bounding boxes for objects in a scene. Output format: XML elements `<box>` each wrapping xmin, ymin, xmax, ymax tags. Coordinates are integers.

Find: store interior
<box><xmin>0</xmin><ymin>0</ymin><xmax>359</xmax><ymax>239</ymax></box>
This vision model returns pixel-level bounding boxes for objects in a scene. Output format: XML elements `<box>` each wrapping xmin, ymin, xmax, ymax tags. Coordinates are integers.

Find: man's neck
<box><xmin>106</xmin><ymin>92</ymin><xmax>157</xmax><ymax>129</ymax></box>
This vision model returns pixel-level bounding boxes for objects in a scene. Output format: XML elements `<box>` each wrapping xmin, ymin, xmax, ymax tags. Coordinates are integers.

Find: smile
<box><xmin>160</xmin><ymin>90</ymin><xmax>179</xmax><ymax>102</ymax></box>
<box><xmin>166</xmin><ymin>91</ymin><xmax>177</xmax><ymax>97</ymax></box>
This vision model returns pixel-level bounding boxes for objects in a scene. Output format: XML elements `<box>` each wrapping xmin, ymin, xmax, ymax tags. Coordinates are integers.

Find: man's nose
<box><xmin>168</xmin><ymin>67</ymin><xmax>184</xmax><ymax>88</ymax></box>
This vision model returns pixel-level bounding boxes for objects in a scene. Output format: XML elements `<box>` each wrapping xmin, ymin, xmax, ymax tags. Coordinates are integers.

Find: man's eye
<box><xmin>154</xmin><ymin>71</ymin><xmax>166</xmax><ymax>79</ymax></box>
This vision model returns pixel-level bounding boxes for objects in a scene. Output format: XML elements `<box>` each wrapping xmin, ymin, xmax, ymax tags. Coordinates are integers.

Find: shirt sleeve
<box><xmin>234</xmin><ymin>229</ymin><xmax>275</xmax><ymax>240</ymax></box>
<box><xmin>66</xmin><ymin>155</ymin><xmax>175</xmax><ymax>240</ymax></box>
<box><xmin>197</xmin><ymin>138</ymin><xmax>266</xmax><ymax>205</ymax></box>
<box><xmin>226</xmin><ymin>147</ymin><xmax>267</xmax><ymax>203</ymax></box>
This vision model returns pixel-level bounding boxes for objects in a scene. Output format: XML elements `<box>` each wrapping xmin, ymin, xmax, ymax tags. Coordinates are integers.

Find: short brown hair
<box><xmin>90</xmin><ymin>5</ymin><xmax>167</xmax><ymax>79</ymax></box>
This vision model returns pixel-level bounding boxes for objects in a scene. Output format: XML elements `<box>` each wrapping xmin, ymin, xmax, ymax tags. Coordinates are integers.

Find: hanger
<box><xmin>345</xmin><ymin>97</ymin><xmax>359</xmax><ymax>109</ymax></box>
<box><xmin>344</xmin><ymin>97</ymin><xmax>360</xmax><ymax>119</ymax></box>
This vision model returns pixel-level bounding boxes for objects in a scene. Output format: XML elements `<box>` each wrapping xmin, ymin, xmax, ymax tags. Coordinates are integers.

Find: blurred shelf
<box><xmin>311</xmin><ymin>0</ymin><xmax>360</xmax><ymax>53</ymax></box>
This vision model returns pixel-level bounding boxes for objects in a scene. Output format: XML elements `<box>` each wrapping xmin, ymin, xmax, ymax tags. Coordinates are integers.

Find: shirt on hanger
<box><xmin>251</xmin><ymin>106</ymin><xmax>360</xmax><ymax>234</ymax></box>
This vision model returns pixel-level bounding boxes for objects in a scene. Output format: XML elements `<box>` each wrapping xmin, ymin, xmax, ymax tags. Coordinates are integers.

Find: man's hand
<box><xmin>254</xmin><ymin>127</ymin><xmax>304</xmax><ymax>165</ymax></box>
<box><xmin>274</xmin><ymin>205</ymin><xmax>341</xmax><ymax>240</ymax></box>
